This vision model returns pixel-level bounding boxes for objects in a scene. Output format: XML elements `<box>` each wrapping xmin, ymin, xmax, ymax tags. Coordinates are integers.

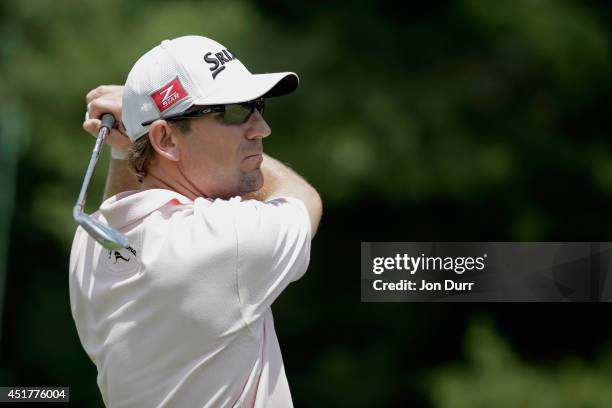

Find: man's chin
<box><xmin>239</xmin><ymin>170</ymin><xmax>264</xmax><ymax>195</ymax></box>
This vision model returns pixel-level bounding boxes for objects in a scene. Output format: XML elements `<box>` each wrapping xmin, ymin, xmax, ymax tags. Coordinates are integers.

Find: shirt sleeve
<box><xmin>231</xmin><ymin>196</ymin><xmax>311</xmax><ymax>324</ymax></box>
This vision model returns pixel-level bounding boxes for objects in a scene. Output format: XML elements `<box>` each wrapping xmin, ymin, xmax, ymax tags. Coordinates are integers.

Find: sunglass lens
<box><xmin>222</xmin><ymin>99</ymin><xmax>265</xmax><ymax>124</ymax></box>
<box><xmin>223</xmin><ymin>104</ymin><xmax>251</xmax><ymax>124</ymax></box>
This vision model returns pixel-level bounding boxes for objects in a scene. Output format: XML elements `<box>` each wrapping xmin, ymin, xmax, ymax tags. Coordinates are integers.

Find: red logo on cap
<box><xmin>151</xmin><ymin>77</ymin><xmax>188</xmax><ymax>113</ymax></box>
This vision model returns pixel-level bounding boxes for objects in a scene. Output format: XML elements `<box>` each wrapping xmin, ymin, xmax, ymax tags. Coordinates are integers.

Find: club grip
<box><xmin>100</xmin><ymin>114</ymin><xmax>116</xmax><ymax>131</ymax></box>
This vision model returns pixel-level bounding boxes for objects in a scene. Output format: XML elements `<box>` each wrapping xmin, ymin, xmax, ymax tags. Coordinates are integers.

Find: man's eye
<box><xmin>214</xmin><ymin>112</ymin><xmax>225</xmax><ymax>121</ymax></box>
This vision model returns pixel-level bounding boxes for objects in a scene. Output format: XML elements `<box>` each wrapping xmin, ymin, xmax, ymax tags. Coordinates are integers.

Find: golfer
<box><xmin>69</xmin><ymin>35</ymin><xmax>322</xmax><ymax>407</ymax></box>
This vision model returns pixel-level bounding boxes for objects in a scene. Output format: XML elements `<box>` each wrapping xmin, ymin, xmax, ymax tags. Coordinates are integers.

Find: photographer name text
<box><xmin>373</xmin><ymin>279</ymin><xmax>474</xmax><ymax>291</ymax></box>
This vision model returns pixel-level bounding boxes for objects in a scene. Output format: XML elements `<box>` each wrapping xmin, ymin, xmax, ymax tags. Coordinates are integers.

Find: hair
<box><xmin>127</xmin><ymin>120</ymin><xmax>191</xmax><ymax>182</ymax></box>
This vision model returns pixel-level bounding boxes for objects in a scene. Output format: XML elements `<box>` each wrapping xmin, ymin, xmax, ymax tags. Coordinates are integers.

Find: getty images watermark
<box><xmin>361</xmin><ymin>242</ymin><xmax>612</xmax><ymax>302</ymax></box>
<box><xmin>372</xmin><ymin>252</ymin><xmax>487</xmax><ymax>291</ymax></box>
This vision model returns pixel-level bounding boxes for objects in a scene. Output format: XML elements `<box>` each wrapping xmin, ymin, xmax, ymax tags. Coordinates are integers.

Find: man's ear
<box><xmin>148</xmin><ymin>121</ymin><xmax>180</xmax><ymax>162</ymax></box>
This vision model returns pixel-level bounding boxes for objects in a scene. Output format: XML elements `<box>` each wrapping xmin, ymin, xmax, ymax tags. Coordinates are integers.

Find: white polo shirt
<box><xmin>69</xmin><ymin>189</ymin><xmax>311</xmax><ymax>408</ymax></box>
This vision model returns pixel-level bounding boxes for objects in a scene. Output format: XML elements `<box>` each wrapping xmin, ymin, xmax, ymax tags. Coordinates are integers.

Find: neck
<box><xmin>141</xmin><ymin>163</ymin><xmax>205</xmax><ymax>201</ymax></box>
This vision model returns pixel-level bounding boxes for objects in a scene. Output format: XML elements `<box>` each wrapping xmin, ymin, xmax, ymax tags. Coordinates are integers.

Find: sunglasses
<box><xmin>141</xmin><ymin>98</ymin><xmax>265</xmax><ymax>126</ymax></box>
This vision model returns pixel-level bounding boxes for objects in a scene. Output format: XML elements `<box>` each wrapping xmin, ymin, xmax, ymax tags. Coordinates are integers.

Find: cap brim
<box><xmin>193</xmin><ymin>72</ymin><xmax>298</xmax><ymax>105</ymax></box>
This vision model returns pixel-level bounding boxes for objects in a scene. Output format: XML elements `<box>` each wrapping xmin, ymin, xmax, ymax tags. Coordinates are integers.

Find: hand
<box><xmin>83</xmin><ymin>85</ymin><xmax>131</xmax><ymax>153</ymax></box>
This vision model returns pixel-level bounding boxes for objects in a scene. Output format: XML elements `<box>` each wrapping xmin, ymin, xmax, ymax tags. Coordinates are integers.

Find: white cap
<box><xmin>122</xmin><ymin>35</ymin><xmax>299</xmax><ymax>141</ymax></box>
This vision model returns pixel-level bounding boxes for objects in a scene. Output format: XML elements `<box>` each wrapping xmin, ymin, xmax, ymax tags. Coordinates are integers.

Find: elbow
<box><xmin>309</xmin><ymin>188</ymin><xmax>323</xmax><ymax>238</ymax></box>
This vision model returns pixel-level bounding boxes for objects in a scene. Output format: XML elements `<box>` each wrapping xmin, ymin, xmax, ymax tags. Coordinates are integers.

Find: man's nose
<box><xmin>244</xmin><ymin>110</ymin><xmax>271</xmax><ymax>140</ymax></box>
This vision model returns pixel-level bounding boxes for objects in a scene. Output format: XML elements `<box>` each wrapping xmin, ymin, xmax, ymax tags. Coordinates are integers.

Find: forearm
<box><xmin>83</xmin><ymin>85</ymin><xmax>138</xmax><ymax>201</ymax></box>
<box><xmin>243</xmin><ymin>154</ymin><xmax>302</xmax><ymax>200</ymax></box>
<box><xmin>244</xmin><ymin>154</ymin><xmax>322</xmax><ymax>236</ymax></box>
<box><xmin>103</xmin><ymin>159</ymin><xmax>141</xmax><ymax>200</ymax></box>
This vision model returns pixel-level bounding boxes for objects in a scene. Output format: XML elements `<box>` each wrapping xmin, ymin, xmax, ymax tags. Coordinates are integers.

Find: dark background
<box><xmin>1</xmin><ymin>0</ymin><xmax>612</xmax><ymax>406</ymax></box>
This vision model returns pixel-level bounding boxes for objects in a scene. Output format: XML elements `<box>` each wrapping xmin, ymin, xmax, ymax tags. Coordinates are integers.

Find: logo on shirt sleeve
<box><xmin>108</xmin><ymin>246</ymin><xmax>138</xmax><ymax>264</ymax></box>
<box><xmin>151</xmin><ymin>77</ymin><xmax>188</xmax><ymax>113</ymax></box>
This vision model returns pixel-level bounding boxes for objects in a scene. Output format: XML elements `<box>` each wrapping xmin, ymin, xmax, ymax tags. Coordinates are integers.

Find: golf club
<box><xmin>73</xmin><ymin>113</ymin><xmax>129</xmax><ymax>250</ymax></box>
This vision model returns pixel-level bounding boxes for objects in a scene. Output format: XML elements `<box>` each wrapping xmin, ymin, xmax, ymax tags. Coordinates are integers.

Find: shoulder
<box><xmin>213</xmin><ymin>196</ymin><xmax>311</xmax><ymax>234</ymax></box>
<box><xmin>195</xmin><ymin>196</ymin><xmax>310</xmax><ymax>226</ymax></box>
<box><xmin>191</xmin><ymin>196</ymin><xmax>311</xmax><ymax>255</ymax></box>
<box><xmin>229</xmin><ymin>197</ymin><xmax>311</xmax><ymax>257</ymax></box>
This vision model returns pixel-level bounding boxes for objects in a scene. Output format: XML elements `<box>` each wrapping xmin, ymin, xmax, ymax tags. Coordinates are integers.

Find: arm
<box><xmin>232</xmin><ymin>160</ymin><xmax>316</xmax><ymax>318</ymax></box>
<box><xmin>103</xmin><ymin>159</ymin><xmax>139</xmax><ymax>199</ymax></box>
<box><xmin>83</xmin><ymin>85</ymin><xmax>140</xmax><ymax>200</ymax></box>
<box><xmin>243</xmin><ymin>154</ymin><xmax>323</xmax><ymax>237</ymax></box>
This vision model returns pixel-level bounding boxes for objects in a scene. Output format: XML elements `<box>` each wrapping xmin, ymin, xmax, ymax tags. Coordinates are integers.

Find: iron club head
<box><xmin>73</xmin><ymin>113</ymin><xmax>129</xmax><ymax>250</ymax></box>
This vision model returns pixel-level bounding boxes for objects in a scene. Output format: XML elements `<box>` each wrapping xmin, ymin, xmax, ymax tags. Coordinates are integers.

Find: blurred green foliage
<box><xmin>428</xmin><ymin>317</ymin><xmax>612</xmax><ymax>407</ymax></box>
<box><xmin>1</xmin><ymin>0</ymin><xmax>612</xmax><ymax>406</ymax></box>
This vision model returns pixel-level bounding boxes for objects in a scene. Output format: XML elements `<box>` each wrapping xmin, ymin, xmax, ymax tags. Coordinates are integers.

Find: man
<box><xmin>69</xmin><ymin>35</ymin><xmax>322</xmax><ymax>408</ymax></box>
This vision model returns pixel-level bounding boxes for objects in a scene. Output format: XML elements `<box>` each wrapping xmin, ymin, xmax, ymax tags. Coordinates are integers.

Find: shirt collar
<box><xmin>100</xmin><ymin>189</ymin><xmax>195</xmax><ymax>228</ymax></box>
